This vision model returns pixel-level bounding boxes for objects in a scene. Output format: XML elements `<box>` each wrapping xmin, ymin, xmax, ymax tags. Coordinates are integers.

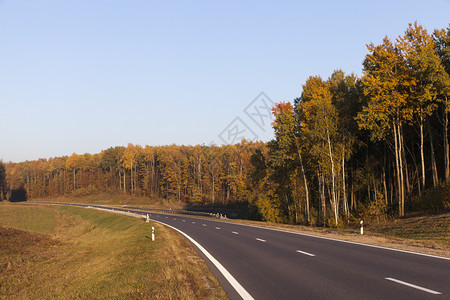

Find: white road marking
<box><xmin>192</xmin><ymin>222</ymin><xmax>196</xmax><ymax>224</ymax></box>
<box><xmin>153</xmin><ymin>221</ymin><xmax>254</xmax><ymax>300</ymax></box>
<box><xmin>165</xmin><ymin>216</ymin><xmax>168</xmax><ymax>219</ymax></box>
<box><xmin>173</xmin><ymin>218</ymin><xmax>176</xmax><ymax>220</ymax></box>
<box><xmin>296</xmin><ymin>250</ymin><xmax>315</xmax><ymax>257</ymax></box>
<box><xmin>202</xmin><ymin>224</ymin><xmax>207</xmax><ymax>227</ymax></box>
<box><xmin>256</xmin><ymin>238</ymin><xmax>266</xmax><ymax>242</ymax></box>
<box><xmin>234</xmin><ymin>223</ymin><xmax>450</xmax><ymax>261</ymax></box>
<box><xmin>182</xmin><ymin>220</ymin><xmax>186</xmax><ymax>222</ymax></box>
<box><xmin>385</xmin><ymin>277</ymin><xmax>442</xmax><ymax>295</ymax></box>
<box><xmin>232</xmin><ymin>231</ymin><xmax>239</xmax><ymax>235</ymax></box>
<box><xmin>215</xmin><ymin>227</ymin><xmax>220</xmax><ymax>230</ymax></box>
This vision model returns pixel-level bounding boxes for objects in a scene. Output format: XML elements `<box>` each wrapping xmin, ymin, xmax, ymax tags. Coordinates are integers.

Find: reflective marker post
<box><xmin>152</xmin><ymin>226</ymin><xmax>155</xmax><ymax>241</ymax></box>
<box><xmin>360</xmin><ymin>220</ymin><xmax>364</xmax><ymax>235</ymax></box>
<box><xmin>146</xmin><ymin>214</ymin><xmax>150</xmax><ymax>223</ymax></box>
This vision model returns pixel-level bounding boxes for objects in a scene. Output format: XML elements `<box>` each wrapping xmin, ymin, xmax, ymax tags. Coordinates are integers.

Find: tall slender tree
<box><xmin>358</xmin><ymin>37</ymin><xmax>412</xmax><ymax>216</ymax></box>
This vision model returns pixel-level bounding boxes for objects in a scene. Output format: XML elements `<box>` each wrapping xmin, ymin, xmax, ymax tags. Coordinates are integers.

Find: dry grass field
<box><xmin>0</xmin><ymin>203</ymin><xmax>226</xmax><ymax>299</ymax></box>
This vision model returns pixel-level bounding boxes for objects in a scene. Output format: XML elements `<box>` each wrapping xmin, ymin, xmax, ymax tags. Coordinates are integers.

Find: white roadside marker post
<box><xmin>152</xmin><ymin>226</ymin><xmax>155</xmax><ymax>241</ymax></box>
<box><xmin>360</xmin><ymin>220</ymin><xmax>364</xmax><ymax>235</ymax></box>
<box><xmin>146</xmin><ymin>214</ymin><xmax>150</xmax><ymax>223</ymax></box>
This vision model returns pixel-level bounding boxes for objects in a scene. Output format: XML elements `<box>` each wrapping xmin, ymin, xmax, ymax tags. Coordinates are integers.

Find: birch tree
<box><xmin>358</xmin><ymin>37</ymin><xmax>412</xmax><ymax>216</ymax></box>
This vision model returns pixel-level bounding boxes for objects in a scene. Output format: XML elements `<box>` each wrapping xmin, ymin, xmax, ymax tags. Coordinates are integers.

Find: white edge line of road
<box><xmin>150</xmin><ymin>219</ymin><xmax>255</xmax><ymax>300</ymax></box>
<box><xmin>222</xmin><ymin>222</ymin><xmax>450</xmax><ymax>261</ymax></box>
<box><xmin>62</xmin><ymin>204</ymin><xmax>255</xmax><ymax>300</ymax></box>
<box><xmin>385</xmin><ymin>277</ymin><xmax>442</xmax><ymax>295</ymax></box>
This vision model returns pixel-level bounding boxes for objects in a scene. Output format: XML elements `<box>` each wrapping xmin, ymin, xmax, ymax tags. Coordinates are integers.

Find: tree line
<box><xmin>4</xmin><ymin>142</ymin><xmax>265</xmax><ymax>207</ymax></box>
<box><xmin>3</xmin><ymin>22</ymin><xmax>449</xmax><ymax>226</ymax></box>
<box><xmin>253</xmin><ymin>22</ymin><xmax>449</xmax><ymax>226</ymax></box>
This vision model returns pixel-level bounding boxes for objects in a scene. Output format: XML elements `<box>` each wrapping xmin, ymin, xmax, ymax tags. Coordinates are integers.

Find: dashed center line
<box><xmin>256</xmin><ymin>238</ymin><xmax>266</xmax><ymax>242</ymax></box>
<box><xmin>182</xmin><ymin>220</ymin><xmax>186</xmax><ymax>222</ymax></box>
<box><xmin>232</xmin><ymin>231</ymin><xmax>239</xmax><ymax>235</ymax></box>
<box><xmin>296</xmin><ymin>250</ymin><xmax>315</xmax><ymax>257</ymax></box>
<box><xmin>202</xmin><ymin>224</ymin><xmax>207</xmax><ymax>227</ymax></box>
<box><xmin>165</xmin><ymin>216</ymin><xmax>168</xmax><ymax>219</ymax></box>
<box><xmin>385</xmin><ymin>277</ymin><xmax>442</xmax><ymax>295</ymax></box>
<box><xmin>215</xmin><ymin>227</ymin><xmax>220</xmax><ymax>230</ymax></box>
<box><xmin>192</xmin><ymin>222</ymin><xmax>196</xmax><ymax>224</ymax></box>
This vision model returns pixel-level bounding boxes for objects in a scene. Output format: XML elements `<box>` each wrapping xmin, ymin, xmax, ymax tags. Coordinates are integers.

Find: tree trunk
<box><xmin>319</xmin><ymin>169</ymin><xmax>326</xmax><ymax>225</ymax></box>
<box><xmin>73</xmin><ymin>169</ymin><xmax>76</xmax><ymax>190</ymax></box>
<box><xmin>428</xmin><ymin>123</ymin><xmax>438</xmax><ymax>187</ymax></box>
<box><xmin>297</xmin><ymin>149</ymin><xmax>310</xmax><ymax>224</ymax></box>
<box><xmin>326</xmin><ymin>129</ymin><xmax>338</xmax><ymax>226</ymax></box>
<box><xmin>420</xmin><ymin>119</ymin><xmax>426</xmax><ymax>192</ymax></box>
<box><xmin>130</xmin><ymin>161</ymin><xmax>133</xmax><ymax>192</ymax></box>
<box><xmin>212</xmin><ymin>175</ymin><xmax>216</xmax><ymax>203</ymax></box>
<box><xmin>400</xmin><ymin>123</ymin><xmax>407</xmax><ymax>215</ymax></box>
<box><xmin>444</xmin><ymin>96</ymin><xmax>449</xmax><ymax>181</ymax></box>
<box><xmin>402</xmin><ymin>138</ymin><xmax>410</xmax><ymax>197</ymax></box>
<box><xmin>393</xmin><ymin>119</ymin><xmax>404</xmax><ymax>216</ymax></box>
<box><xmin>382</xmin><ymin>166</ymin><xmax>388</xmax><ymax>205</ymax></box>
<box><xmin>124</xmin><ymin>170</ymin><xmax>126</xmax><ymax>192</ymax></box>
<box><xmin>351</xmin><ymin>181</ymin><xmax>355</xmax><ymax>210</ymax></box>
<box><xmin>342</xmin><ymin>146</ymin><xmax>348</xmax><ymax>221</ymax></box>
<box><xmin>198</xmin><ymin>156</ymin><xmax>202</xmax><ymax>194</ymax></box>
<box><xmin>398</xmin><ymin>122</ymin><xmax>405</xmax><ymax>216</ymax></box>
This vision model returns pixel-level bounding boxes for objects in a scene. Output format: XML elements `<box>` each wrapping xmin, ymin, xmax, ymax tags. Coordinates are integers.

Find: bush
<box><xmin>418</xmin><ymin>182</ymin><xmax>450</xmax><ymax>211</ymax></box>
<box><xmin>359</xmin><ymin>191</ymin><xmax>387</xmax><ymax>224</ymax></box>
<box><xmin>327</xmin><ymin>217</ymin><xmax>345</xmax><ymax>228</ymax></box>
<box><xmin>256</xmin><ymin>192</ymin><xmax>287</xmax><ymax>223</ymax></box>
<box><xmin>71</xmin><ymin>185</ymin><xmax>98</xmax><ymax>197</ymax></box>
<box><xmin>9</xmin><ymin>186</ymin><xmax>27</xmax><ymax>202</ymax></box>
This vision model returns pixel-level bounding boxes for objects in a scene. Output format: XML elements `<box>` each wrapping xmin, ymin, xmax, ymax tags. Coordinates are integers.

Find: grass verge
<box><xmin>0</xmin><ymin>202</ymin><xmax>226</xmax><ymax>299</ymax></box>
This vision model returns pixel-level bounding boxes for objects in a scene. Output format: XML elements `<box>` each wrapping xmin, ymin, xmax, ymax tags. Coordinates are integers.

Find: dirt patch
<box><xmin>0</xmin><ymin>226</ymin><xmax>59</xmax><ymax>256</ymax></box>
<box><xmin>0</xmin><ymin>227</ymin><xmax>60</xmax><ymax>297</ymax></box>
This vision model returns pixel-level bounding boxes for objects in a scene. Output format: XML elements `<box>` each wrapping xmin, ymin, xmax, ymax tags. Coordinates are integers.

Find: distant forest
<box><xmin>1</xmin><ymin>22</ymin><xmax>449</xmax><ymax>226</ymax></box>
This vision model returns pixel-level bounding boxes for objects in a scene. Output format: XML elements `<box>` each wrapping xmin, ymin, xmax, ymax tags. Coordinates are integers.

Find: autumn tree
<box><xmin>434</xmin><ymin>25</ymin><xmax>450</xmax><ymax>182</ymax></box>
<box><xmin>357</xmin><ymin>37</ymin><xmax>412</xmax><ymax>216</ymax></box>
<box><xmin>206</xmin><ymin>145</ymin><xmax>221</xmax><ymax>203</ymax></box>
<box><xmin>398</xmin><ymin>22</ymin><xmax>444</xmax><ymax>189</ymax></box>
<box><xmin>100</xmin><ymin>146</ymin><xmax>125</xmax><ymax>191</ymax></box>
<box><xmin>299</xmin><ymin>76</ymin><xmax>341</xmax><ymax>225</ymax></box>
<box><xmin>0</xmin><ymin>161</ymin><xmax>7</xmax><ymax>200</ymax></box>
<box><xmin>66</xmin><ymin>153</ymin><xmax>79</xmax><ymax>191</ymax></box>
<box><xmin>327</xmin><ymin>70</ymin><xmax>361</xmax><ymax>220</ymax></box>
<box><xmin>271</xmin><ymin>102</ymin><xmax>309</xmax><ymax>223</ymax></box>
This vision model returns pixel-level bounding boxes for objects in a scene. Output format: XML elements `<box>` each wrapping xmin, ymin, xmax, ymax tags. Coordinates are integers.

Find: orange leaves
<box><xmin>359</xmin><ymin>35</ymin><xmax>410</xmax><ymax>140</ymax></box>
<box><xmin>65</xmin><ymin>153</ymin><xmax>79</xmax><ymax>170</ymax></box>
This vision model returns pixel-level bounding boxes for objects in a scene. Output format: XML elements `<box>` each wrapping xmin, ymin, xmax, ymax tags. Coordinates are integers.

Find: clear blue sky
<box><xmin>1</xmin><ymin>0</ymin><xmax>449</xmax><ymax>162</ymax></box>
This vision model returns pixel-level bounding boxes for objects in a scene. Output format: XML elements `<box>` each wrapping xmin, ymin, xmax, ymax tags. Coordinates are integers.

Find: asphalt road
<box><xmin>50</xmin><ymin>203</ymin><xmax>450</xmax><ymax>299</ymax></box>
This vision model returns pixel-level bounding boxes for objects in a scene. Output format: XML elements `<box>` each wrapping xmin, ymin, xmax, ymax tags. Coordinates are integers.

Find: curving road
<box><xmin>46</xmin><ymin>203</ymin><xmax>450</xmax><ymax>299</ymax></box>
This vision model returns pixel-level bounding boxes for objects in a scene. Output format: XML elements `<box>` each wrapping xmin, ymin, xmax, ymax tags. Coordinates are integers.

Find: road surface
<box><xmin>46</xmin><ymin>203</ymin><xmax>450</xmax><ymax>299</ymax></box>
